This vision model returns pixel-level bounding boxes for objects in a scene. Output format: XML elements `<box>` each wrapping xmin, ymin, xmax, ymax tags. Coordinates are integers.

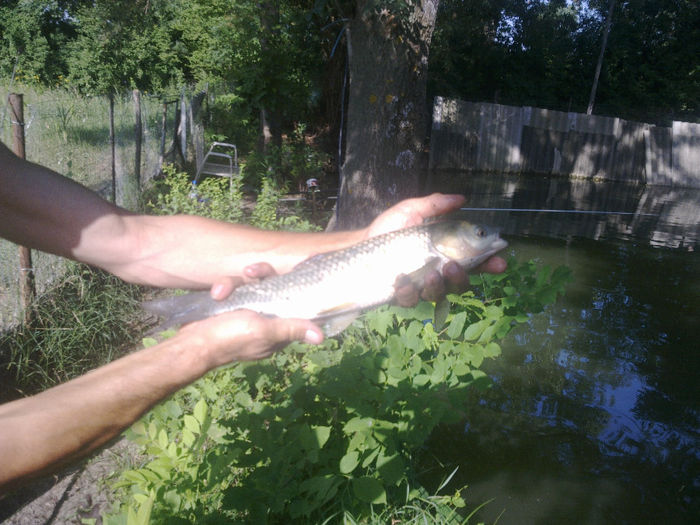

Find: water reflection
<box><xmin>421</xmin><ymin>221</ymin><xmax>699</xmax><ymax>523</ymax></box>
<box><xmin>428</xmin><ymin>172</ymin><xmax>700</xmax><ymax>249</ymax></box>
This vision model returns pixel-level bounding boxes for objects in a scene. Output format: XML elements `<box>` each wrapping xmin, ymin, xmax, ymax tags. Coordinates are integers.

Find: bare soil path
<box><xmin>1</xmin><ymin>438</ymin><xmax>139</xmax><ymax>525</ymax></box>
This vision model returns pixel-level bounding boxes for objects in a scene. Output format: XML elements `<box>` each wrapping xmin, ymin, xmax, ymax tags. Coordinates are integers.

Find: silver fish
<box><xmin>143</xmin><ymin>220</ymin><xmax>507</xmax><ymax>335</ymax></box>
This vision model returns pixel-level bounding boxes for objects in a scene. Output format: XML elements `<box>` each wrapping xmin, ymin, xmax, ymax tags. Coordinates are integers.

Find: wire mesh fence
<box><xmin>0</xmin><ymin>83</ymin><xmax>185</xmax><ymax>329</ymax></box>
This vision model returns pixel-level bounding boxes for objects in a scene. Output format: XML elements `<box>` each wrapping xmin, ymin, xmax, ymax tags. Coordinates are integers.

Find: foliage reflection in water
<box><xmin>422</xmin><ymin>233</ymin><xmax>699</xmax><ymax>524</ymax></box>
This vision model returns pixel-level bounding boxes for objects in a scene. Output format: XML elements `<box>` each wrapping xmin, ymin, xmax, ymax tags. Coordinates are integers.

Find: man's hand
<box><xmin>366</xmin><ymin>193</ymin><xmax>466</xmax><ymax>238</ymax></box>
<box><xmin>367</xmin><ymin>193</ymin><xmax>507</xmax><ymax>306</ymax></box>
<box><xmin>181</xmin><ymin>309</ymin><xmax>323</xmax><ymax>367</ymax></box>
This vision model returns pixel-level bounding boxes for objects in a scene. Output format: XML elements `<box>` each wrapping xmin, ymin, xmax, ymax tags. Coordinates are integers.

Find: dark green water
<box><xmin>423</xmin><ymin>174</ymin><xmax>699</xmax><ymax>524</ymax></box>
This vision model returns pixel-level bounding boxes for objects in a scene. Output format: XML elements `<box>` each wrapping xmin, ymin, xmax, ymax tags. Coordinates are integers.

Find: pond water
<box><xmin>423</xmin><ymin>174</ymin><xmax>699</xmax><ymax>524</ymax></box>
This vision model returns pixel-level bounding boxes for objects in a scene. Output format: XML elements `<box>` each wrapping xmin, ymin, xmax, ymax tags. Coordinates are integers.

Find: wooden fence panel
<box><xmin>645</xmin><ymin>126</ymin><xmax>673</xmax><ymax>185</ymax></box>
<box><xmin>429</xmin><ymin>97</ymin><xmax>700</xmax><ymax>188</ymax></box>
<box><xmin>672</xmin><ymin>121</ymin><xmax>700</xmax><ymax>187</ymax></box>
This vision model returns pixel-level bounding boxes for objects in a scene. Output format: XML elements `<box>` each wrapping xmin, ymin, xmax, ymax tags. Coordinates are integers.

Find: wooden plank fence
<box><xmin>429</xmin><ymin>97</ymin><xmax>700</xmax><ymax>188</ymax></box>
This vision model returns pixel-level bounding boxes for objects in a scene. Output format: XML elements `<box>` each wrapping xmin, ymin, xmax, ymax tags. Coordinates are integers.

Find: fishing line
<box><xmin>459</xmin><ymin>207</ymin><xmax>659</xmax><ymax>217</ymax></box>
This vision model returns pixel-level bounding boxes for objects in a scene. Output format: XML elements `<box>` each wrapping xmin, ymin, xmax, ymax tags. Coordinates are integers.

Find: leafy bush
<box><xmin>149</xmin><ymin>164</ymin><xmax>320</xmax><ymax>234</ymax></box>
<box><xmin>243</xmin><ymin>123</ymin><xmax>330</xmax><ymax>192</ymax></box>
<box><xmin>149</xmin><ymin>164</ymin><xmax>245</xmax><ymax>224</ymax></box>
<box><xmin>105</xmin><ymin>259</ymin><xmax>571</xmax><ymax>523</ymax></box>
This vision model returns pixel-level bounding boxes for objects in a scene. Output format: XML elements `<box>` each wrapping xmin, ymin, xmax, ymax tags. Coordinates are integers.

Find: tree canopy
<box><xmin>1</xmin><ymin>0</ymin><xmax>696</xmax><ymax>128</ymax></box>
<box><xmin>428</xmin><ymin>0</ymin><xmax>699</xmax><ymax>124</ymax></box>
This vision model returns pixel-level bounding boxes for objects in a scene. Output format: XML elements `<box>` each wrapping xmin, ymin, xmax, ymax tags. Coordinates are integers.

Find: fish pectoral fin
<box><xmin>315</xmin><ymin>302</ymin><xmax>363</xmax><ymax>336</ymax></box>
<box><xmin>321</xmin><ymin>312</ymin><xmax>361</xmax><ymax>336</ymax></box>
<box><xmin>401</xmin><ymin>257</ymin><xmax>442</xmax><ymax>286</ymax></box>
<box><xmin>316</xmin><ymin>302</ymin><xmax>361</xmax><ymax>317</ymax></box>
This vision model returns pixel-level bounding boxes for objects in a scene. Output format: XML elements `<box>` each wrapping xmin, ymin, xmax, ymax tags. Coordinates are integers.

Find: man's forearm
<box><xmin>1</xmin><ymin>141</ymin><xmax>367</xmax><ymax>290</ymax></box>
<box><xmin>111</xmin><ymin>213</ymin><xmax>366</xmax><ymax>289</ymax></box>
<box><xmin>0</xmin><ymin>309</ymin><xmax>322</xmax><ymax>491</ymax></box>
<box><xmin>0</xmin><ymin>332</ymin><xmax>210</xmax><ymax>489</ymax></box>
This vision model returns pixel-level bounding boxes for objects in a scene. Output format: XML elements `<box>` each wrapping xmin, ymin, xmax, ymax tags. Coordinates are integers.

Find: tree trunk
<box><xmin>334</xmin><ymin>0</ymin><xmax>440</xmax><ymax>230</ymax></box>
<box><xmin>258</xmin><ymin>0</ymin><xmax>282</xmax><ymax>154</ymax></box>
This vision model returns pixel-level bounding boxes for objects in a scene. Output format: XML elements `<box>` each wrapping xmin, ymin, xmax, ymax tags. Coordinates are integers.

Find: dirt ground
<box><xmin>0</xmin><ymin>438</ymin><xmax>139</xmax><ymax>524</ymax></box>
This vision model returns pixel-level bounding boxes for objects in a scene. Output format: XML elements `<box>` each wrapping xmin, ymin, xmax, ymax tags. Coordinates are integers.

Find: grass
<box><xmin>1</xmin><ymin>80</ymin><xmax>166</xmax><ymax>190</ymax></box>
<box><xmin>0</xmin><ymin>263</ymin><xmax>146</xmax><ymax>399</ymax></box>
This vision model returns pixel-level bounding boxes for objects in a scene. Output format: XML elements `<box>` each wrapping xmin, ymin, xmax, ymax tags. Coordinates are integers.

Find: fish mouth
<box><xmin>490</xmin><ymin>238</ymin><xmax>508</xmax><ymax>252</ymax></box>
<box><xmin>464</xmin><ymin>238</ymin><xmax>508</xmax><ymax>269</ymax></box>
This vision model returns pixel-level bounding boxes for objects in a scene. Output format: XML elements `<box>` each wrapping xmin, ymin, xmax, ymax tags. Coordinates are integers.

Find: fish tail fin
<box><xmin>142</xmin><ymin>291</ymin><xmax>215</xmax><ymax>329</ymax></box>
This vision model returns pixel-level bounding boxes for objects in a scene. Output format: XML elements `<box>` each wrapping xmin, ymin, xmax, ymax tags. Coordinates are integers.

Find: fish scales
<box><xmin>190</xmin><ymin>225</ymin><xmax>440</xmax><ymax>321</ymax></box>
<box><xmin>143</xmin><ymin>221</ymin><xmax>507</xmax><ymax>335</ymax></box>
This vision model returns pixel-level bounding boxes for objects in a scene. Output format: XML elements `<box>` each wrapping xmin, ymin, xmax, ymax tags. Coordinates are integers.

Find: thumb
<box><xmin>271</xmin><ymin>318</ymin><xmax>324</xmax><ymax>346</ymax></box>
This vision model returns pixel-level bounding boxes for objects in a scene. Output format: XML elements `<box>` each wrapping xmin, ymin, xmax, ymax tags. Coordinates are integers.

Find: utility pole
<box><xmin>588</xmin><ymin>0</ymin><xmax>616</xmax><ymax>115</ymax></box>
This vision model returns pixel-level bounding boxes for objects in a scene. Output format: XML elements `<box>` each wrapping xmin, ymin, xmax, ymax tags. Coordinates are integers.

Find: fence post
<box><xmin>159</xmin><ymin>100</ymin><xmax>167</xmax><ymax>168</ymax></box>
<box><xmin>109</xmin><ymin>92</ymin><xmax>116</xmax><ymax>203</ymax></box>
<box><xmin>9</xmin><ymin>93</ymin><xmax>36</xmax><ymax>324</ymax></box>
<box><xmin>133</xmin><ymin>89</ymin><xmax>142</xmax><ymax>188</ymax></box>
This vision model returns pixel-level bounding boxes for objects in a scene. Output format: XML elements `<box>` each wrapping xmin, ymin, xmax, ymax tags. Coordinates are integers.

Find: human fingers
<box><xmin>367</xmin><ymin>193</ymin><xmax>466</xmax><ymax>238</ymax></box>
<box><xmin>243</xmin><ymin>262</ymin><xmax>278</xmax><ymax>280</ymax></box>
<box><xmin>440</xmin><ymin>261</ymin><xmax>469</xmax><ymax>293</ymax></box>
<box><xmin>475</xmin><ymin>255</ymin><xmax>507</xmax><ymax>274</ymax></box>
<box><xmin>417</xmin><ymin>261</ymin><xmax>471</xmax><ymax>302</ymax></box>
<box><xmin>424</xmin><ymin>257</ymin><xmax>506</xmax><ymax>301</ymax></box>
<box><xmin>418</xmin><ymin>269</ymin><xmax>446</xmax><ymax>303</ymax></box>
<box><xmin>210</xmin><ymin>276</ymin><xmax>243</xmax><ymax>300</ymax></box>
<box><xmin>394</xmin><ymin>255</ymin><xmax>505</xmax><ymax>307</ymax></box>
<box><xmin>393</xmin><ymin>274</ymin><xmax>421</xmax><ymax>307</ymax></box>
<box><xmin>183</xmin><ymin>310</ymin><xmax>324</xmax><ymax>367</ymax></box>
<box><xmin>398</xmin><ymin>193</ymin><xmax>466</xmax><ymax>221</ymax></box>
<box><xmin>209</xmin><ymin>263</ymin><xmax>279</xmax><ymax>300</ymax></box>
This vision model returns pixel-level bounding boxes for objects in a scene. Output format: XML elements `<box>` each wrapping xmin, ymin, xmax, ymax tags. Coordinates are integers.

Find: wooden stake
<box><xmin>9</xmin><ymin>93</ymin><xmax>36</xmax><ymax>324</ymax></box>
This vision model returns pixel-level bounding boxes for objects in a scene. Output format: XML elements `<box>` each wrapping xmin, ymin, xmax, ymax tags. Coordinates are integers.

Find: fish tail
<box><xmin>142</xmin><ymin>291</ymin><xmax>216</xmax><ymax>329</ymax></box>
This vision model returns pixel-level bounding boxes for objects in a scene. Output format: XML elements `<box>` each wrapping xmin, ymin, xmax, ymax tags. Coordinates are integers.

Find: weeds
<box><xmin>0</xmin><ymin>263</ymin><xmax>144</xmax><ymax>396</ymax></box>
<box><xmin>104</xmin><ymin>261</ymin><xmax>571</xmax><ymax>523</ymax></box>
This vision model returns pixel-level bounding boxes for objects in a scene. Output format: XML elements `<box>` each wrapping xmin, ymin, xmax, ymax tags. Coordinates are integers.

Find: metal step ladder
<box><xmin>193</xmin><ymin>142</ymin><xmax>239</xmax><ymax>192</ymax></box>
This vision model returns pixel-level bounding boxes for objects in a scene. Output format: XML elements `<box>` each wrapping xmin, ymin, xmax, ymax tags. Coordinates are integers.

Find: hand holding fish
<box><xmin>364</xmin><ymin>193</ymin><xmax>506</xmax><ymax>305</ymax></box>
<box><xmin>0</xmin><ymin>137</ymin><xmax>507</xmax><ymax>490</ymax></box>
<box><xmin>206</xmin><ymin>193</ymin><xmax>506</xmax><ymax>308</ymax></box>
<box><xmin>180</xmin><ymin>309</ymin><xmax>324</xmax><ymax>365</ymax></box>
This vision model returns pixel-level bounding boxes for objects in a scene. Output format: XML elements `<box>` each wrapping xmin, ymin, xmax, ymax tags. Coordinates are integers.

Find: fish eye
<box><xmin>475</xmin><ymin>227</ymin><xmax>486</xmax><ymax>238</ymax></box>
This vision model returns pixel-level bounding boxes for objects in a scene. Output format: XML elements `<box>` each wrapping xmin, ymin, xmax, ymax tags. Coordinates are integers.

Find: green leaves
<box><xmin>150</xmin><ymin>165</ymin><xmax>244</xmax><ymax>224</ymax></box>
<box><xmin>340</xmin><ymin>451</ymin><xmax>360</xmax><ymax>474</ymax></box>
<box><xmin>109</xmin><ymin>258</ymin><xmax>571</xmax><ymax>523</ymax></box>
<box><xmin>446</xmin><ymin>310</ymin><xmax>467</xmax><ymax>339</ymax></box>
<box><xmin>352</xmin><ymin>477</ymin><xmax>387</xmax><ymax>504</ymax></box>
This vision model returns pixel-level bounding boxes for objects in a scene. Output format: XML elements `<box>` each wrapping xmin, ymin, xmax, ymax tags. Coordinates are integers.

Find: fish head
<box><xmin>430</xmin><ymin>221</ymin><xmax>508</xmax><ymax>269</ymax></box>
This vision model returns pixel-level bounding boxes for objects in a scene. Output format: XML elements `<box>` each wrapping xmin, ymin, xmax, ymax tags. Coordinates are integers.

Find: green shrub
<box><xmin>148</xmin><ymin>164</ymin><xmax>245</xmax><ymax>224</ymax></box>
<box><xmin>105</xmin><ymin>259</ymin><xmax>571</xmax><ymax>523</ymax></box>
<box><xmin>243</xmin><ymin>123</ymin><xmax>330</xmax><ymax>193</ymax></box>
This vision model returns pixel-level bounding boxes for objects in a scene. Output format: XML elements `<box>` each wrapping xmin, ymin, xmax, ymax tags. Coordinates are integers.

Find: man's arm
<box><xmin>0</xmin><ymin>310</ymin><xmax>323</xmax><ymax>490</ymax></box>
<box><xmin>1</xmin><ymin>140</ymin><xmax>487</xmax><ymax>293</ymax></box>
<box><xmin>0</xmin><ymin>141</ymin><xmax>366</xmax><ymax>289</ymax></box>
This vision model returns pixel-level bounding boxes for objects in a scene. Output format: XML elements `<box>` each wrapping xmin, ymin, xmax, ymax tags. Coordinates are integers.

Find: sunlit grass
<box><xmin>0</xmin><ymin>263</ymin><xmax>144</xmax><ymax>395</ymax></box>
